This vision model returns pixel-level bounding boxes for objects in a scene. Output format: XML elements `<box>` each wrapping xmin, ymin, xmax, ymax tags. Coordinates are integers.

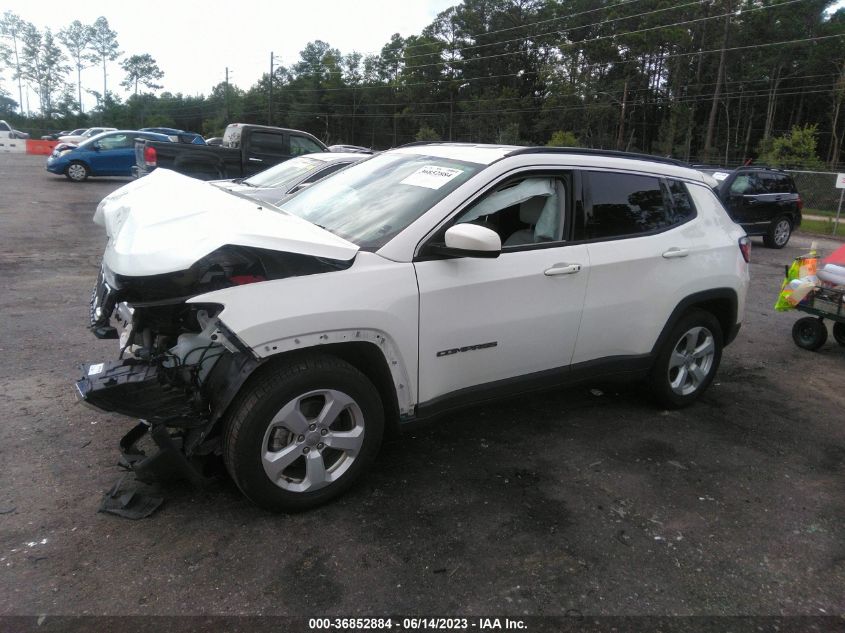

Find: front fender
<box><xmin>188</xmin><ymin>252</ymin><xmax>419</xmax><ymax>414</ymax></box>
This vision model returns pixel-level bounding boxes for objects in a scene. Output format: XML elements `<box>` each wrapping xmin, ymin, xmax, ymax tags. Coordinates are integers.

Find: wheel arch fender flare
<box><xmin>650</xmin><ymin>288</ymin><xmax>739</xmax><ymax>359</ymax></box>
<box><xmin>202</xmin><ymin>328</ymin><xmax>413</xmax><ymax>439</ymax></box>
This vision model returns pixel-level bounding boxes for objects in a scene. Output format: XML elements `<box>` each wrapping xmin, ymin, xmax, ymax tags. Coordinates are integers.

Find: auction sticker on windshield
<box><xmin>712</xmin><ymin>172</ymin><xmax>730</xmax><ymax>181</ymax></box>
<box><xmin>401</xmin><ymin>165</ymin><xmax>463</xmax><ymax>189</ymax></box>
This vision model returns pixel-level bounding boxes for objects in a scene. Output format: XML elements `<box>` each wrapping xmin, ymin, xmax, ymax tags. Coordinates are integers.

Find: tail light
<box><xmin>739</xmin><ymin>236</ymin><xmax>751</xmax><ymax>263</ymax></box>
<box><xmin>143</xmin><ymin>146</ymin><xmax>157</xmax><ymax>167</ymax></box>
<box><xmin>796</xmin><ymin>195</ymin><xmax>803</xmax><ymax>211</ymax></box>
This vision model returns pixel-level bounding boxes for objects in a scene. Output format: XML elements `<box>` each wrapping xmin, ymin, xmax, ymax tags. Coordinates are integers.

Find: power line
<box><xmin>118</xmin><ymin>67</ymin><xmax>841</xmax><ymax>118</ymax></box>
<box><xmin>279</xmin><ymin>0</ymin><xmax>805</xmax><ymax>81</ymax></box>
<box><xmin>402</xmin><ymin>0</ymin><xmax>651</xmax><ymax>53</ymax></box>
<box><xmin>402</xmin><ymin>0</ymin><xmax>706</xmax><ymax>61</ymax></box>
<box><xmin>398</xmin><ymin>0</ymin><xmax>809</xmax><ymax>74</ymax></box>
<box><xmin>239</xmin><ymin>32</ymin><xmax>845</xmax><ymax>94</ymax></box>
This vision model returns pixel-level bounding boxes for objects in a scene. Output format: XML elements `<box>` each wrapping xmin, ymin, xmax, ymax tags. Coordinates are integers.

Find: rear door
<box><xmin>759</xmin><ymin>172</ymin><xmax>799</xmax><ymax>220</ymax></box>
<box><xmin>572</xmin><ymin>172</ymin><xmax>699</xmax><ymax>365</ymax></box>
<box><xmin>243</xmin><ymin>130</ymin><xmax>289</xmax><ymax>175</ymax></box>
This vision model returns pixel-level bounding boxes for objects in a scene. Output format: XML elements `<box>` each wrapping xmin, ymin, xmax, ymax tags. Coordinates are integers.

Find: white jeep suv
<box><xmin>78</xmin><ymin>144</ymin><xmax>750</xmax><ymax>511</ymax></box>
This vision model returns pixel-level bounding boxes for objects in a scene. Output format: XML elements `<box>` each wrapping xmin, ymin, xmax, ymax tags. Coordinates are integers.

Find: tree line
<box><xmin>0</xmin><ymin>13</ymin><xmax>163</xmax><ymax>118</ymax></box>
<box><xmin>1</xmin><ymin>0</ymin><xmax>844</xmax><ymax>168</ymax></box>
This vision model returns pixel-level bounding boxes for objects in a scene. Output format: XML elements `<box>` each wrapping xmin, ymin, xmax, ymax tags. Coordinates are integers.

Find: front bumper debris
<box><xmin>76</xmin><ymin>359</ymin><xmax>197</xmax><ymax>423</ymax></box>
<box><xmin>76</xmin><ymin>359</ymin><xmax>209</xmax><ymax>491</ymax></box>
<box><xmin>116</xmin><ymin>421</ymin><xmax>207</xmax><ymax>487</ymax></box>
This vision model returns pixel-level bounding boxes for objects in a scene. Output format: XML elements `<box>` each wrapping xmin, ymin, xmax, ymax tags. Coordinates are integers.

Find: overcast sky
<box><xmin>1</xmin><ymin>0</ymin><xmax>456</xmax><ymax>112</ymax></box>
<box><xmin>4</xmin><ymin>0</ymin><xmax>845</xmax><ymax>115</ymax></box>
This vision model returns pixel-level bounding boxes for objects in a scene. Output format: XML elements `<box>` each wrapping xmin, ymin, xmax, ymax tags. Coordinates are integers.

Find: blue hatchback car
<box><xmin>46</xmin><ymin>130</ymin><xmax>172</xmax><ymax>182</ymax></box>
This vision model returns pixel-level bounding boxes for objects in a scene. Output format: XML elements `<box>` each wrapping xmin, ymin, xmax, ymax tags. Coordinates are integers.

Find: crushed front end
<box><xmin>76</xmin><ymin>245</ymin><xmax>346</xmax><ymax>484</ymax></box>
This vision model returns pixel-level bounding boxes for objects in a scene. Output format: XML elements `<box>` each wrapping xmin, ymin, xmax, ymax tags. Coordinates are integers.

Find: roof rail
<box><xmin>733</xmin><ymin>164</ymin><xmax>785</xmax><ymax>172</ymax></box>
<box><xmin>396</xmin><ymin>140</ymin><xmax>444</xmax><ymax>148</ymax></box>
<box><xmin>507</xmin><ymin>146</ymin><xmax>688</xmax><ymax>167</ymax></box>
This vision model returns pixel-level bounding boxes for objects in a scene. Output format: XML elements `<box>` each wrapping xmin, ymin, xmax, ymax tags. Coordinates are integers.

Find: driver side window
<box><xmin>454</xmin><ymin>176</ymin><xmax>567</xmax><ymax>248</ymax></box>
<box><xmin>98</xmin><ymin>134</ymin><xmax>130</xmax><ymax>150</ymax></box>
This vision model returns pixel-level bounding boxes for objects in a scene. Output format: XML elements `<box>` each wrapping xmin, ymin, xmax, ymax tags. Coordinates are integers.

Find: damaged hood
<box><xmin>94</xmin><ymin>169</ymin><xmax>359</xmax><ymax>277</ymax></box>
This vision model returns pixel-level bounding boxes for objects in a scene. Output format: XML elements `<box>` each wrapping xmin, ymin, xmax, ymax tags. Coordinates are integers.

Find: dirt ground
<box><xmin>0</xmin><ymin>153</ymin><xmax>843</xmax><ymax>619</ymax></box>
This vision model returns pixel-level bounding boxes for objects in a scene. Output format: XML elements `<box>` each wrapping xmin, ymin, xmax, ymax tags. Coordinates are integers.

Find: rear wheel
<box><xmin>223</xmin><ymin>353</ymin><xmax>384</xmax><ymax>512</ymax></box>
<box><xmin>763</xmin><ymin>215</ymin><xmax>792</xmax><ymax>248</ymax></box>
<box><xmin>649</xmin><ymin>309</ymin><xmax>723</xmax><ymax>408</ymax></box>
<box><xmin>792</xmin><ymin>317</ymin><xmax>828</xmax><ymax>351</ymax></box>
<box><xmin>65</xmin><ymin>161</ymin><xmax>89</xmax><ymax>182</ymax></box>
<box><xmin>833</xmin><ymin>322</ymin><xmax>845</xmax><ymax>347</ymax></box>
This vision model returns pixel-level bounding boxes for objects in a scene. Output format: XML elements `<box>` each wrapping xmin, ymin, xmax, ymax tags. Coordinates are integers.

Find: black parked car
<box><xmin>698</xmin><ymin>166</ymin><xmax>803</xmax><ymax>248</ymax></box>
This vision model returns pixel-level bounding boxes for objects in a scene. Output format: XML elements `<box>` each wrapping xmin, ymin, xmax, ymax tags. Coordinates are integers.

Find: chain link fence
<box><xmin>784</xmin><ymin>170</ymin><xmax>844</xmax><ymax>235</ymax></box>
<box><xmin>784</xmin><ymin>170</ymin><xmax>843</xmax><ymax>213</ymax></box>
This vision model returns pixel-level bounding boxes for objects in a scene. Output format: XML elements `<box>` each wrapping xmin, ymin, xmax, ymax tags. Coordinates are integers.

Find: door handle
<box><xmin>662</xmin><ymin>247</ymin><xmax>689</xmax><ymax>259</ymax></box>
<box><xmin>544</xmin><ymin>263</ymin><xmax>582</xmax><ymax>276</ymax></box>
<box><xmin>248</xmin><ymin>157</ymin><xmax>264</xmax><ymax>162</ymax></box>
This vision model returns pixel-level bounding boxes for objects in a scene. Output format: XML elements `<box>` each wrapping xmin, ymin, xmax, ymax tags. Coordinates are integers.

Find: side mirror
<box><xmin>91</xmin><ymin>143</ymin><xmax>101</xmax><ymax>151</ymax></box>
<box><xmin>430</xmin><ymin>224</ymin><xmax>501</xmax><ymax>258</ymax></box>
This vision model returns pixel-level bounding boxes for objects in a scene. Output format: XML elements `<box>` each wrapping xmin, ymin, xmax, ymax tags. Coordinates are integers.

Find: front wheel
<box><xmin>65</xmin><ymin>161</ymin><xmax>90</xmax><ymax>182</ymax></box>
<box><xmin>792</xmin><ymin>317</ymin><xmax>827</xmax><ymax>351</ymax></box>
<box><xmin>649</xmin><ymin>309</ymin><xmax>723</xmax><ymax>408</ymax></box>
<box><xmin>763</xmin><ymin>216</ymin><xmax>792</xmax><ymax>249</ymax></box>
<box><xmin>223</xmin><ymin>353</ymin><xmax>384</xmax><ymax>512</ymax></box>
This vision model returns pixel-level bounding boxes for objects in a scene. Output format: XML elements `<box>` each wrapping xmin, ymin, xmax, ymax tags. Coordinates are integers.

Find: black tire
<box><xmin>64</xmin><ymin>161</ymin><xmax>90</xmax><ymax>182</ymax></box>
<box><xmin>222</xmin><ymin>353</ymin><xmax>384</xmax><ymax>512</ymax></box>
<box><xmin>649</xmin><ymin>309</ymin><xmax>723</xmax><ymax>408</ymax></box>
<box><xmin>833</xmin><ymin>322</ymin><xmax>845</xmax><ymax>347</ymax></box>
<box><xmin>792</xmin><ymin>317</ymin><xmax>828</xmax><ymax>351</ymax></box>
<box><xmin>763</xmin><ymin>215</ymin><xmax>792</xmax><ymax>249</ymax></box>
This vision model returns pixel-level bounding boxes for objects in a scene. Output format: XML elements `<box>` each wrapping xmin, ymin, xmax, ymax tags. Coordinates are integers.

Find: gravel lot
<box><xmin>0</xmin><ymin>153</ymin><xmax>843</xmax><ymax>619</ymax></box>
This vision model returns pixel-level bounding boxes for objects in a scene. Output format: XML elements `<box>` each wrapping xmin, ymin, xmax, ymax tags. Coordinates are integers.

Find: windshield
<box><xmin>244</xmin><ymin>156</ymin><xmax>321</xmax><ymax>189</ymax></box>
<box><xmin>277</xmin><ymin>152</ymin><xmax>483</xmax><ymax>248</ymax></box>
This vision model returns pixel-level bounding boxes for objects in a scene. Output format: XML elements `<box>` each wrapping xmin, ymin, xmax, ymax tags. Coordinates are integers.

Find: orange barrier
<box><xmin>26</xmin><ymin>139</ymin><xmax>58</xmax><ymax>155</ymax></box>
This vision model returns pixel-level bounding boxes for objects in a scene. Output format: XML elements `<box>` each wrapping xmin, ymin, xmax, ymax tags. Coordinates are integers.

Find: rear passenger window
<box><xmin>760</xmin><ymin>172</ymin><xmax>794</xmax><ymax>194</ymax></box>
<box><xmin>579</xmin><ymin>172</ymin><xmax>669</xmax><ymax>240</ymax></box>
<box><xmin>250</xmin><ymin>132</ymin><xmax>286</xmax><ymax>154</ymax></box>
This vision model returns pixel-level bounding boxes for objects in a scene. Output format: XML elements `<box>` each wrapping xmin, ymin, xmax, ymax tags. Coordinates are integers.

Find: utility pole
<box><xmin>268</xmin><ymin>52</ymin><xmax>274</xmax><ymax>126</ymax></box>
<box><xmin>616</xmin><ymin>79</ymin><xmax>628</xmax><ymax>151</ymax></box>
<box><xmin>225</xmin><ymin>66</ymin><xmax>229</xmax><ymax>123</ymax></box>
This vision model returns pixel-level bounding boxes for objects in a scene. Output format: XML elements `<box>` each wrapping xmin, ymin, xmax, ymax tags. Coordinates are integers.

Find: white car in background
<box><xmin>77</xmin><ymin>144</ymin><xmax>750</xmax><ymax>512</ymax></box>
<box><xmin>213</xmin><ymin>151</ymin><xmax>367</xmax><ymax>206</ymax></box>
<box><xmin>0</xmin><ymin>119</ymin><xmax>28</xmax><ymax>140</ymax></box>
<box><xmin>57</xmin><ymin>126</ymin><xmax>117</xmax><ymax>146</ymax></box>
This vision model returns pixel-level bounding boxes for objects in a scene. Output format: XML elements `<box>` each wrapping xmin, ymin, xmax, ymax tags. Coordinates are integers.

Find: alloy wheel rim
<box><xmin>774</xmin><ymin>220</ymin><xmax>790</xmax><ymax>246</ymax></box>
<box><xmin>667</xmin><ymin>326</ymin><xmax>715</xmax><ymax>396</ymax></box>
<box><xmin>261</xmin><ymin>389</ymin><xmax>364</xmax><ymax>493</ymax></box>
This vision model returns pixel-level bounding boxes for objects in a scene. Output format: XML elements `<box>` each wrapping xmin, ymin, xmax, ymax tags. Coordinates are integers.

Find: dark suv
<box><xmin>697</xmin><ymin>166</ymin><xmax>802</xmax><ymax>248</ymax></box>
